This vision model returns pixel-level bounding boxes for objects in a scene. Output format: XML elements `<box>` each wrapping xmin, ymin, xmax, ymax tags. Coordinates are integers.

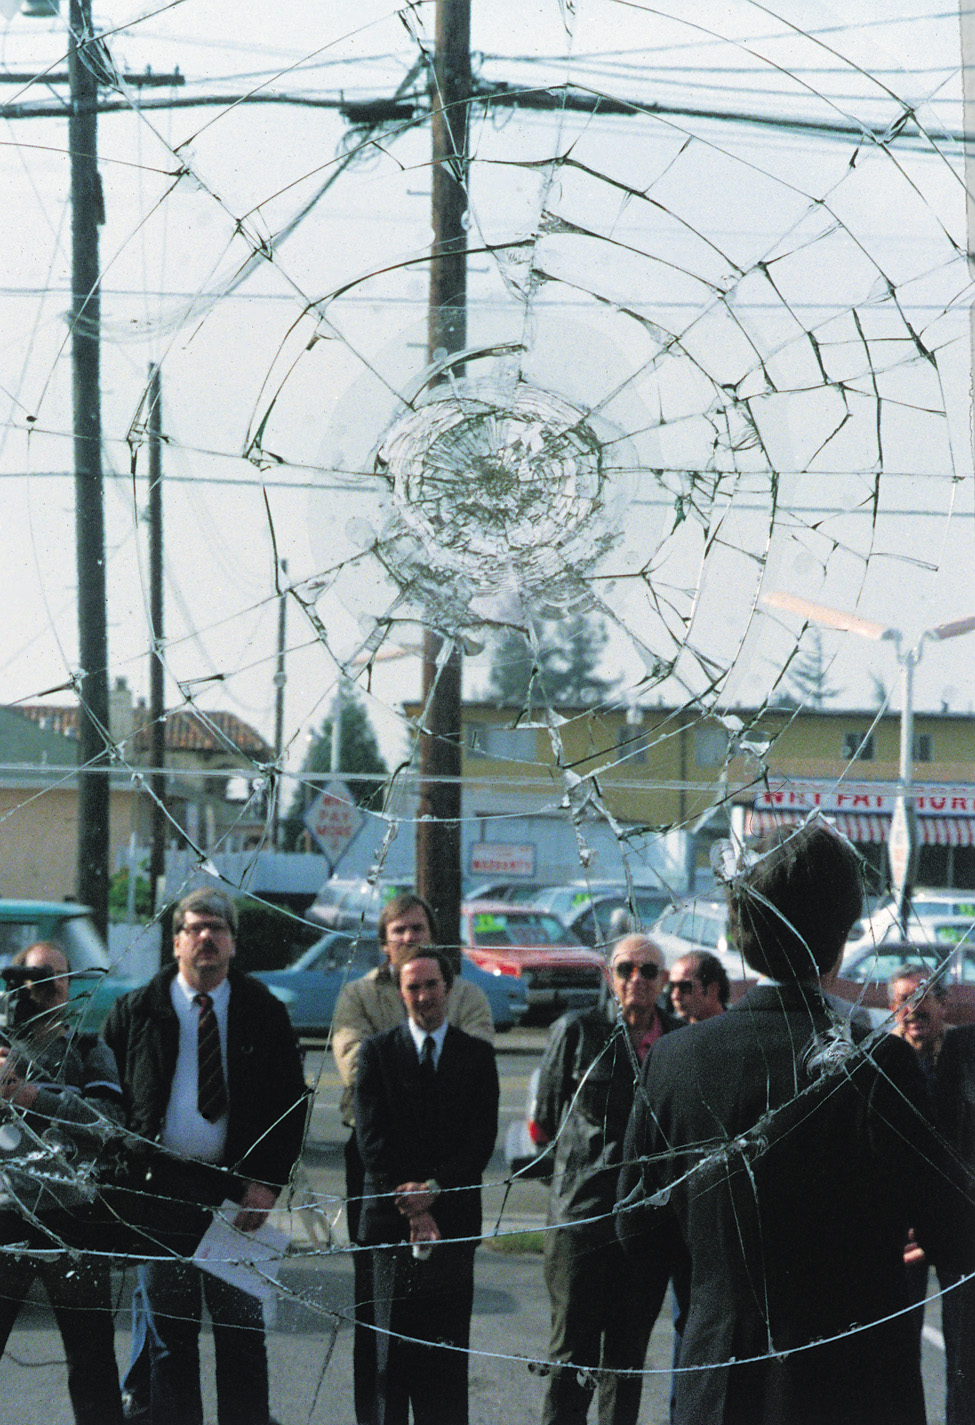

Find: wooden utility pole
<box><xmin>147</xmin><ymin>363</ymin><xmax>166</xmax><ymax>913</ymax></box>
<box><xmin>416</xmin><ymin>0</ymin><xmax>471</xmax><ymax>964</ymax></box>
<box><xmin>70</xmin><ymin>0</ymin><xmax>110</xmax><ymax>937</ymax></box>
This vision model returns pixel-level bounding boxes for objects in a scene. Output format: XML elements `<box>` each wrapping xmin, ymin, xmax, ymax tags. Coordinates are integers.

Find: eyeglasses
<box><xmin>179</xmin><ymin>920</ymin><xmax>231</xmax><ymax>938</ymax></box>
<box><xmin>612</xmin><ymin>960</ymin><xmax>661</xmax><ymax>981</ymax></box>
<box><xmin>670</xmin><ymin>979</ymin><xmax>700</xmax><ymax>995</ymax></box>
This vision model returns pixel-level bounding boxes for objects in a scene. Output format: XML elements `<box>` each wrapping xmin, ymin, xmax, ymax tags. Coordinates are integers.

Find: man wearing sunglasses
<box><xmin>668</xmin><ymin>952</ymin><xmax>729</xmax><ymax>1025</ymax></box>
<box><xmin>532</xmin><ymin>934</ymin><xmax>679</xmax><ymax>1425</ymax></box>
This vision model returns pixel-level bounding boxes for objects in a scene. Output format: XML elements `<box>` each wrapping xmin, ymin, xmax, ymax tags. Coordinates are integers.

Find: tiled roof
<box><xmin>134</xmin><ymin>708</ymin><xmax>273</xmax><ymax>760</ymax></box>
<box><xmin>15</xmin><ymin>704</ymin><xmax>272</xmax><ymax>760</ymax></box>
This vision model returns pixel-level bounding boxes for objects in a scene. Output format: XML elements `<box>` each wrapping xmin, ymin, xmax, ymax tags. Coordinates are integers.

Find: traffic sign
<box><xmin>304</xmin><ymin>780</ymin><xmax>365</xmax><ymax>871</ymax></box>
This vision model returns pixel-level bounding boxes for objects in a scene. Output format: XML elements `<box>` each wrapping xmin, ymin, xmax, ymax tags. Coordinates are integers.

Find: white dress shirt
<box><xmin>407</xmin><ymin>1016</ymin><xmax>448</xmax><ymax>1068</ymax></box>
<box><xmin>161</xmin><ymin>973</ymin><xmax>231</xmax><ymax>1162</ymax></box>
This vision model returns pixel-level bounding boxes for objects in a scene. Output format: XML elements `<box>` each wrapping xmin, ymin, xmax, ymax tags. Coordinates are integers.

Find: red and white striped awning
<box><xmin>744</xmin><ymin>809</ymin><xmax>975</xmax><ymax>847</ymax></box>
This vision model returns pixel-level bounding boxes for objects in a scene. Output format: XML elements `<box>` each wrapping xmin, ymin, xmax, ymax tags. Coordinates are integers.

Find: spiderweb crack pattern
<box><xmin>0</xmin><ymin>0</ymin><xmax>972</xmax><ymax>1419</ymax></box>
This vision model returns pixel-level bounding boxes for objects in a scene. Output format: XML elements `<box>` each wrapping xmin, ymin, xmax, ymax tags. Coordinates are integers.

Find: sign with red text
<box><xmin>755</xmin><ymin>781</ymin><xmax>975</xmax><ymax>817</ymax></box>
<box><xmin>469</xmin><ymin>843</ymin><xmax>536</xmax><ymax>878</ymax></box>
<box><xmin>304</xmin><ymin>780</ymin><xmax>364</xmax><ymax>870</ymax></box>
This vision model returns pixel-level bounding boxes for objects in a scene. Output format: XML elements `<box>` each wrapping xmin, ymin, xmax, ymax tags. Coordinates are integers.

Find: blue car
<box><xmin>252</xmin><ymin>930</ymin><xmax>526</xmax><ymax>1036</ymax></box>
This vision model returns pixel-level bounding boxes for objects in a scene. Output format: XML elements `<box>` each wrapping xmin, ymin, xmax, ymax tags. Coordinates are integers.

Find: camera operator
<box><xmin>0</xmin><ymin>941</ymin><xmax>125</xmax><ymax>1424</ymax></box>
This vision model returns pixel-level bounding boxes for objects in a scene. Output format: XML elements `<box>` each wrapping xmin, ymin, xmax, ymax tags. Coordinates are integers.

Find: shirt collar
<box><xmin>175</xmin><ymin>972</ymin><xmax>231</xmax><ymax>1008</ymax></box>
<box><xmin>407</xmin><ymin>1016</ymin><xmax>448</xmax><ymax>1061</ymax></box>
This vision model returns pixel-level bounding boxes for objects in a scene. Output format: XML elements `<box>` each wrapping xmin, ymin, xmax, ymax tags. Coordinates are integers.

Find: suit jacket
<box><xmin>535</xmin><ymin>997</ymin><xmax>680</xmax><ymax>1225</ymax></box>
<box><xmin>354</xmin><ymin>1022</ymin><xmax>499</xmax><ymax>1247</ymax></box>
<box><xmin>103</xmin><ymin>965</ymin><xmax>308</xmax><ymax>1194</ymax></box>
<box><xmin>936</xmin><ymin>1023</ymin><xmax>975</xmax><ymax>1165</ymax></box>
<box><xmin>617</xmin><ymin>982</ymin><xmax>975</xmax><ymax>1425</ymax></box>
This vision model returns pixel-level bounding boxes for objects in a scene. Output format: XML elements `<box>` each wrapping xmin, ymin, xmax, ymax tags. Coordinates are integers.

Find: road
<box><xmin>0</xmin><ymin>1027</ymin><xmax>954</xmax><ymax>1424</ymax></box>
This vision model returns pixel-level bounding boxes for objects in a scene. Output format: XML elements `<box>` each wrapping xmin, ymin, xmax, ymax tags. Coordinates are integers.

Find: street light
<box><xmin>760</xmin><ymin>591</ymin><xmax>975</xmax><ymax>925</ymax></box>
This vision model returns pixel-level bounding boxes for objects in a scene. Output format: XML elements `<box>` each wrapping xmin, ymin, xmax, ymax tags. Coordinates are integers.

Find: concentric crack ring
<box><xmin>372</xmin><ymin>380</ymin><xmax>633</xmax><ymax>623</ymax></box>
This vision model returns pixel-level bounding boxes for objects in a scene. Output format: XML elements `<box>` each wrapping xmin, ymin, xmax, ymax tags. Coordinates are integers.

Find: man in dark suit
<box><xmin>618</xmin><ymin>822</ymin><xmax>974</xmax><ymax>1425</ymax></box>
<box><xmin>355</xmin><ymin>947</ymin><xmax>499</xmax><ymax>1425</ymax></box>
<box><xmin>934</xmin><ymin>1018</ymin><xmax>975</xmax><ymax>1424</ymax></box>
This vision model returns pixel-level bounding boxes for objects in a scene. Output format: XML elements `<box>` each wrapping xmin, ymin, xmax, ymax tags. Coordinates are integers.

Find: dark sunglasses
<box><xmin>613</xmin><ymin>960</ymin><xmax>661</xmax><ymax>981</ymax></box>
<box><xmin>670</xmin><ymin>979</ymin><xmax>700</xmax><ymax>994</ymax></box>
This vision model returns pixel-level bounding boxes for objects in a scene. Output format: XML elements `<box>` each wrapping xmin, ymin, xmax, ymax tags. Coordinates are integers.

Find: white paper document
<box><xmin>192</xmin><ymin>1199</ymin><xmax>290</xmax><ymax>1302</ymax></box>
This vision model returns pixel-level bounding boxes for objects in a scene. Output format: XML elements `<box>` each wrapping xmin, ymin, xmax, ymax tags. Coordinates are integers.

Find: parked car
<box><xmin>460</xmin><ymin>901</ymin><xmax>607</xmax><ymax>1023</ymax></box>
<box><xmin>252</xmin><ymin>927</ymin><xmax>527</xmax><ymax>1037</ymax></box>
<box><xmin>649</xmin><ymin>897</ymin><xmax>747</xmax><ymax>978</ymax></box>
<box><xmin>0</xmin><ymin>899</ymin><xmax>137</xmax><ymax>1030</ymax></box>
<box><xmin>307</xmin><ymin>878</ymin><xmax>411</xmax><ymax>935</ymax></box>
<box><xmin>464</xmin><ymin>880</ymin><xmax>542</xmax><ymax>904</ymax></box>
<box><xmin>855</xmin><ymin>889</ymin><xmax>975</xmax><ymax>944</ymax></box>
<box><xmin>559</xmin><ymin>890</ymin><xmax>671</xmax><ymax>949</ymax></box>
<box><xmin>504</xmin><ymin>1066</ymin><xmax>552</xmax><ymax>1178</ymax></box>
<box><xmin>835</xmin><ymin>932</ymin><xmax>975</xmax><ymax>1026</ymax></box>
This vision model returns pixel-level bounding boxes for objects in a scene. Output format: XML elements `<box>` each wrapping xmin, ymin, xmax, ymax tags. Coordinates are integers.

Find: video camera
<box><xmin>0</xmin><ymin>963</ymin><xmax>61</xmax><ymax>1037</ymax></box>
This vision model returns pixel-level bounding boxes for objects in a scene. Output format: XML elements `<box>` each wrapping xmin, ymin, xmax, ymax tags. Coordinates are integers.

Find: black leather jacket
<box><xmin>103</xmin><ymin>965</ymin><xmax>308</xmax><ymax>1193</ymax></box>
<box><xmin>534</xmin><ymin>996</ymin><xmax>680</xmax><ymax>1225</ymax></box>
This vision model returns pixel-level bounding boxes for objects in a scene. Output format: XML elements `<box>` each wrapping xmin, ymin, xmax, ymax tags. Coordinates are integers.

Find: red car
<box><xmin>460</xmin><ymin>901</ymin><xmax>608</xmax><ymax>1024</ymax></box>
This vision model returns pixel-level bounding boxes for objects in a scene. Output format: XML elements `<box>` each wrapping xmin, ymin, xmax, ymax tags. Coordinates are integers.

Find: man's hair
<box><xmin>726</xmin><ymin>823</ymin><xmax>863</xmax><ymax>981</ymax></box>
<box><xmin>395</xmin><ymin>945</ymin><xmax>455</xmax><ymax>991</ymax></box>
<box><xmin>12</xmin><ymin>941</ymin><xmax>69</xmax><ymax>977</ymax></box>
<box><xmin>889</xmin><ymin>964</ymin><xmax>948</xmax><ymax>1003</ymax></box>
<box><xmin>687</xmin><ymin>951</ymin><xmax>730</xmax><ymax>1008</ymax></box>
<box><xmin>377</xmin><ymin>892</ymin><xmax>437</xmax><ymax>945</ymax></box>
<box><xmin>173</xmin><ymin>887</ymin><xmax>238</xmax><ymax>937</ymax></box>
<box><xmin>610</xmin><ymin>932</ymin><xmax>664</xmax><ymax>968</ymax></box>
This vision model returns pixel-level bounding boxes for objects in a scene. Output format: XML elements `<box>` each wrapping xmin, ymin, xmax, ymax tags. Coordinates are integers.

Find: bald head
<box><xmin>17</xmin><ymin>942</ymin><xmax>70</xmax><ymax>980</ymax></box>
<box><xmin>609</xmin><ymin>934</ymin><xmax>666</xmax><ymax>1035</ymax></box>
<box><xmin>10</xmin><ymin>941</ymin><xmax>71</xmax><ymax>1031</ymax></box>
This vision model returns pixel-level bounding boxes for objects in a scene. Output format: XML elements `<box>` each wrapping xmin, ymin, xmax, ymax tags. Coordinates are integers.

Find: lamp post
<box><xmin>760</xmin><ymin>591</ymin><xmax>975</xmax><ymax>927</ymax></box>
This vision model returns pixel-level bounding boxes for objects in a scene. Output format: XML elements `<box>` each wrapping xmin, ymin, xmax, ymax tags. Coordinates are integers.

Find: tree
<box><xmin>784</xmin><ymin>628</ymin><xmax>841</xmax><ymax>709</ymax></box>
<box><xmin>280</xmin><ymin>692</ymin><xmax>388</xmax><ymax>850</ymax></box>
<box><xmin>486</xmin><ymin>614</ymin><xmax>615</xmax><ymax>708</ymax></box>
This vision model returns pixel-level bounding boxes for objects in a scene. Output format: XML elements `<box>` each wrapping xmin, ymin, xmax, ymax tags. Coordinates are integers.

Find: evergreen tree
<box><xmin>486</xmin><ymin>615</ymin><xmax>614</xmax><ymax>708</ymax></box>
<box><xmin>784</xmin><ymin>628</ymin><xmax>840</xmax><ymax>709</ymax></box>
<box><xmin>281</xmin><ymin>693</ymin><xmax>388</xmax><ymax>850</ymax></box>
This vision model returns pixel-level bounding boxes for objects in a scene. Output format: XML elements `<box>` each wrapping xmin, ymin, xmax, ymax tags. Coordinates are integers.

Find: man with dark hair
<box><xmin>890</xmin><ymin>965</ymin><xmax>948</xmax><ymax>1081</ymax></box>
<box><xmin>356</xmin><ymin>947</ymin><xmax>499</xmax><ymax>1425</ymax></box>
<box><xmin>534</xmin><ymin>934</ymin><xmax>678</xmax><ymax>1425</ymax></box>
<box><xmin>332</xmin><ymin>891</ymin><xmax>493</xmax><ymax>1425</ymax></box>
<box><xmin>104</xmin><ymin>887</ymin><xmax>308</xmax><ymax>1425</ymax></box>
<box><xmin>669</xmin><ymin>951</ymin><xmax>729</xmax><ymax>1023</ymax></box>
<box><xmin>618</xmin><ymin>822</ymin><xmax>974</xmax><ymax>1425</ymax></box>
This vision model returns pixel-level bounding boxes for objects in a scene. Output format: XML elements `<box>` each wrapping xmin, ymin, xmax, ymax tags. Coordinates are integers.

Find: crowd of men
<box><xmin>1</xmin><ymin>846</ymin><xmax>974</xmax><ymax>1425</ymax></box>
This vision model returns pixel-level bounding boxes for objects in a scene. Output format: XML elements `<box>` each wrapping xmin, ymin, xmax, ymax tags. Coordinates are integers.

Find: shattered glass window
<box><xmin>0</xmin><ymin>0</ymin><xmax>973</xmax><ymax>1419</ymax></box>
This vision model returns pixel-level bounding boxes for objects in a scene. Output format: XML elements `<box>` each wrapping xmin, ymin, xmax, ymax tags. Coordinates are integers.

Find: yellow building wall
<box><xmin>0</xmin><ymin>783</ymin><xmax>139</xmax><ymax>902</ymax></box>
<box><xmin>458</xmin><ymin>704</ymin><xmax>975</xmax><ymax>829</ymax></box>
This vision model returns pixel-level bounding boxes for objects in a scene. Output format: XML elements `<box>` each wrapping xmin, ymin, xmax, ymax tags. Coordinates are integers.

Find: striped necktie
<box><xmin>195</xmin><ymin>992</ymin><xmax>228</xmax><ymax>1122</ymax></box>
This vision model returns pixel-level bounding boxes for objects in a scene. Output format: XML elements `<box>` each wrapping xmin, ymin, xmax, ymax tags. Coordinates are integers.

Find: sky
<box><xmin>0</xmin><ymin>0</ymin><xmax>973</xmax><ymax>791</ymax></box>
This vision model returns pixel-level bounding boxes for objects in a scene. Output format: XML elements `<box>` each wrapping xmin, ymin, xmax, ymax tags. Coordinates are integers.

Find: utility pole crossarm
<box><xmin>760</xmin><ymin>591</ymin><xmax>894</xmax><ymax>642</ymax></box>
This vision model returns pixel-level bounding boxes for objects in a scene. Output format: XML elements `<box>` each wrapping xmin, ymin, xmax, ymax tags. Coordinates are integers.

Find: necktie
<box><xmin>420</xmin><ymin>1034</ymin><xmax>436</xmax><ymax>1077</ymax></box>
<box><xmin>195</xmin><ymin>993</ymin><xmax>228</xmax><ymax>1122</ymax></box>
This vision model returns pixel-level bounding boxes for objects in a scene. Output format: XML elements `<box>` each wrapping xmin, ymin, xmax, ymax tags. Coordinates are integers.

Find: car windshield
<box><xmin>0</xmin><ymin>912</ymin><xmax>108</xmax><ymax>975</ymax></box>
<box><xmin>470</xmin><ymin>910</ymin><xmax>578</xmax><ymax>946</ymax></box>
<box><xmin>844</xmin><ymin>947</ymin><xmax>952</xmax><ymax>986</ymax></box>
<box><xmin>302</xmin><ymin>935</ymin><xmax>381</xmax><ymax>976</ymax></box>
